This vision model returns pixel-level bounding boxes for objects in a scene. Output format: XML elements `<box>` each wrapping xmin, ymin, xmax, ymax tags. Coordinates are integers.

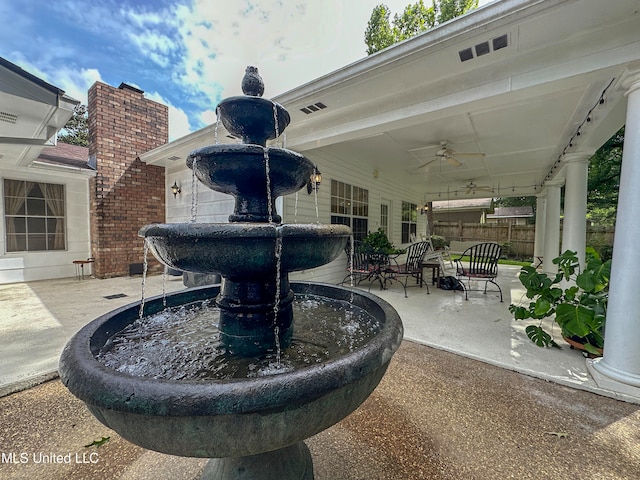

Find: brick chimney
<box><xmin>88</xmin><ymin>82</ymin><xmax>168</xmax><ymax>278</ymax></box>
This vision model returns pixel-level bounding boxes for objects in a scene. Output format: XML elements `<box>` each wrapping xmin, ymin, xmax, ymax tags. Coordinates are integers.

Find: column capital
<box><xmin>621</xmin><ymin>66</ymin><xmax>640</xmax><ymax>96</ymax></box>
<box><xmin>562</xmin><ymin>152</ymin><xmax>592</xmax><ymax>164</ymax></box>
<box><xmin>543</xmin><ymin>179</ymin><xmax>564</xmax><ymax>189</ymax></box>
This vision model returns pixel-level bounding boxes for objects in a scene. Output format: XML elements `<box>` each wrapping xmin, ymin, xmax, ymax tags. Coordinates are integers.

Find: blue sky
<box><xmin>1</xmin><ymin>0</ymin><xmax>491</xmax><ymax>141</ymax></box>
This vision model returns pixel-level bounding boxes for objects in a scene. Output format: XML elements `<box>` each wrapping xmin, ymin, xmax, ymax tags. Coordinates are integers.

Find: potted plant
<box><xmin>359</xmin><ymin>229</ymin><xmax>404</xmax><ymax>255</ymax></box>
<box><xmin>430</xmin><ymin>235</ymin><xmax>448</xmax><ymax>250</ymax></box>
<box><xmin>509</xmin><ymin>248</ymin><xmax>611</xmax><ymax>357</ymax></box>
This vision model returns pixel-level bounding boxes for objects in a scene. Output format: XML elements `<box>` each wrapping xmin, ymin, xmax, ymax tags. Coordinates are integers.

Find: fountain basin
<box><xmin>58</xmin><ymin>282</ymin><xmax>403</xmax><ymax>458</ymax></box>
<box><xmin>140</xmin><ymin>223</ymin><xmax>351</xmax><ymax>277</ymax></box>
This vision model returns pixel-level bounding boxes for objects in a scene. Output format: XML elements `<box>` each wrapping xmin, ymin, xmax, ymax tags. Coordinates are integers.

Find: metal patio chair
<box><xmin>384</xmin><ymin>241</ymin><xmax>430</xmax><ymax>297</ymax></box>
<box><xmin>340</xmin><ymin>242</ymin><xmax>388</xmax><ymax>291</ymax></box>
<box><xmin>453</xmin><ymin>242</ymin><xmax>503</xmax><ymax>301</ymax></box>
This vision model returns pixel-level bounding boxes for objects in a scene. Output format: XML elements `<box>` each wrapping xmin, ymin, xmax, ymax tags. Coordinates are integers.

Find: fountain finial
<box><xmin>241</xmin><ymin>66</ymin><xmax>264</xmax><ymax>97</ymax></box>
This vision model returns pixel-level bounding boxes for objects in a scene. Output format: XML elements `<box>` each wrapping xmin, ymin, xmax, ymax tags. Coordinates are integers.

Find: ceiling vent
<box><xmin>458</xmin><ymin>33</ymin><xmax>509</xmax><ymax>62</ymax></box>
<box><xmin>300</xmin><ymin>102</ymin><xmax>327</xmax><ymax>115</ymax></box>
<box><xmin>0</xmin><ymin>111</ymin><xmax>18</xmax><ymax>124</ymax></box>
<box><xmin>167</xmin><ymin>155</ymin><xmax>181</xmax><ymax>162</ymax></box>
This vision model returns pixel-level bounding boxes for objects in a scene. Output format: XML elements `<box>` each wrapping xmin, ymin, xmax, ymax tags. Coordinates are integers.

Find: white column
<box><xmin>533</xmin><ymin>193</ymin><xmax>546</xmax><ymax>267</ymax></box>
<box><xmin>589</xmin><ymin>71</ymin><xmax>640</xmax><ymax>395</ymax></box>
<box><xmin>561</xmin><ymin>153</ymin><xmax>590</xmax><ymax>268</ymax></box>
<box><xmin>542</xmin><ymin>180</ymin><xmax>563</xmax><ymax>274</ymax></box>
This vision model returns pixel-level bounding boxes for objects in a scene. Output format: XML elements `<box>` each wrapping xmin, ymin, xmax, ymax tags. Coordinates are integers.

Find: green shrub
<box><xmin>430</xmin><ymin>235</ymin><xmax>448</xmax><ymax>249</ymax></box>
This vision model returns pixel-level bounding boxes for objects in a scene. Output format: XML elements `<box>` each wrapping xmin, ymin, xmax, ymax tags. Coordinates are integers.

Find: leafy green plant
<box><xmin>509</xmin><ymin>248</ymin><xmax>610</xmax><ymax>356</ymax></box>
<box><xmin>430</xmin><ymin>235</ymin><xmax>448</xmax><ymax>250</ymax></box>
<box><xmin>359</xmin><ymin>229</ymin><xmax>404</xmax><ymax>255</ymax></box>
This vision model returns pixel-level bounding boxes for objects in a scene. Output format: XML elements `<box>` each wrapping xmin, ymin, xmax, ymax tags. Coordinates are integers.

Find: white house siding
<box><xmin>0</xmin><ymin>166</ymin><xmax>92</xmax><ymax>284</ymax></box>
<box><xmin>165</xmin><ymin>162</ymin><xmax>236</xmax><ymax>224</ymax></box>
<box><xmin>162</xmin><ymin>149</ymin><xmax>426</xmax><ymax>286</ymax></box>
<box><xmin>287</xmin><ymin>149</ymin><xmax>427</xmax><ymax>285</ymax></box>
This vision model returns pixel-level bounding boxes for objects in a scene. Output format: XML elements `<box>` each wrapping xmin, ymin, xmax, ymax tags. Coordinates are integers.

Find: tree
<box><xmin>586</xmin><ymin>126</ymin><xmax>623</xmax><ymax>226</ymax></box>
<box><xmin>494</xmin><ymin>127</ymin><xmax>624</xmax><ymax>227</ymax></box>
<box><xmin>57</xmin><ymin>104</ymin><xmax>88</xmax><ymax>146</ymax></box>
<box><xmin>365</xmin><ymin>0</ymin><xmax>479</xmax><ymax>55</ymax></box>
<box><xmin>364</xmin><ymin>4</ymin><xmax>396</xmax><ymax>55</ymax></box>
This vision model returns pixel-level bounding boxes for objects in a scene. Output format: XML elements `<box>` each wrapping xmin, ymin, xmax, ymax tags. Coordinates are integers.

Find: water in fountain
<box><xmin>97</xmin><ymin>294</ymin><xmax>381</xmax><ymax>381</ymax></box>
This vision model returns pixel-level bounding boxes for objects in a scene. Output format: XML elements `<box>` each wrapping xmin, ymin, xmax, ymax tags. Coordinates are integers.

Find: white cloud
<box><xmin>145</xmin><ymin>91</ymin><xmax>193</xmax><ymax>142</ymax></box>
<box><xmin>52</xmin><ymin>67</ymin><xmax>103</xmax><ymax>105</ymax></box>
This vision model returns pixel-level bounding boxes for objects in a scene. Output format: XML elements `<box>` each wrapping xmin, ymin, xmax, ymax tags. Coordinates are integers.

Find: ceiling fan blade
<box><xmin>417</xmin><ymin>158</ymin><xmax>439</xmax><ymax>169</ymax></box>
<box><xmin>446</xmin><ymin>156</ymin><xmax>463</xmax><ymax>167</ymax></box>
<box><xmin>451</xmin><ymin>152</ymin><xmax>486</xmax><ymax>158</ymax></box>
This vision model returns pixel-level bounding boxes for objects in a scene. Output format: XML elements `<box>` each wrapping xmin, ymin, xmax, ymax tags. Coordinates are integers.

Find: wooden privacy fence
<box><xmin>433</xmin><ymin>222</ymin><xmax>614</xmax><ymax>258</ymax></box>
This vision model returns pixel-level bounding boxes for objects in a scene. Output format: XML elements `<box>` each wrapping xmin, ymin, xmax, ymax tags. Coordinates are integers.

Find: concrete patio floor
<box><xmin>0</xmin><ymin>265</ymin><xmax>618</xmax><ymax>400</ymax></box>
<box><xmin>1</xmin><ymin>267</ymin><xmax>639</xmax><ymax>479</ymax></box>
<box><xmin>363</xmin><ymin>263</ymin><xmax>639</xmax><ymax>403</ymax></box>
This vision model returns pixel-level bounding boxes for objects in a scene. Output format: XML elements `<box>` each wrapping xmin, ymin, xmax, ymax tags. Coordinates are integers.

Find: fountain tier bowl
<box><xmin>187</xmin><ymin>144</ymin><xmax>312</xmax><ymax>200</ymax></box>
<box><xmin>58</xmin><ymin>282</ymin><xmax>404</xmax><ymax>458</ymax></box>
<box><xmin>140</xmin><ymin>223</ymin><xmax>351</xmax><ymax>276</ymax></box>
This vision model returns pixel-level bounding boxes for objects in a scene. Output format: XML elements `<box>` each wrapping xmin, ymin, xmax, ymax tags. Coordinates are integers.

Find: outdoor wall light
<box><xmin>307</xmin><ymin>166</ymin><xmax>322</xmax><ymax>194</ymax></box>
<box><xmin>170</xmin><ymin>181</ymin><xmax>181</xmax><ymax>197</ymax></box>
<box><xmin>420</xmin><ymin>204</ymin><xmax>429</xmax><ymax>215</ymax></box>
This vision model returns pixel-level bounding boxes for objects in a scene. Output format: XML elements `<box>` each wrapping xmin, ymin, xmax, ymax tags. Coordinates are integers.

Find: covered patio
<box><xmin>141</xmin><ymin>0</ymin><xmax>640</xmax><ymax>399</ymax></box>
<box><xmin>273</xmin><ymin>0</ymin><xmax>640</xmax><ymax>400</ymax></box>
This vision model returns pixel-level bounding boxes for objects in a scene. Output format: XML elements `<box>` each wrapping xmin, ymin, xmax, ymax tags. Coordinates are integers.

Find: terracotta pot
<box><xmin>563</xmin><ymin>336</ymin><xmax>603</xmax><ymax>358</ymax></box>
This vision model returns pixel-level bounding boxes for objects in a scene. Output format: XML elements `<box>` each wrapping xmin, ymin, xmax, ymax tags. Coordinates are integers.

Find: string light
<box><xmin>541</xmin><ymin>78</ymin><xmax>615</xmax><ymax>188</ymax></box>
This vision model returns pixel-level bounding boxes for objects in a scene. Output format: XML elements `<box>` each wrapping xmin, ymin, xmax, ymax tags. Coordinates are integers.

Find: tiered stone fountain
<box><xmin>59</xmin><ymin>67</ymin><xmax>403</xmax><ymax>480</ymax></box>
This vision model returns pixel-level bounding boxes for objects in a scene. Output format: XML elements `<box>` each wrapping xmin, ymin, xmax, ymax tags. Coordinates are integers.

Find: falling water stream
<box><xmin>214</xmin><ymin>106</ymin><xmax>221</xmax><ymax>145</ymax></box>
<box><xmin>190</xmin><ymin>156</ymin><xmax>199</xmax><ymax>222</ymax></box>
<box><xmin>272</xmin><ymin>103</ymin><xmax>280</xmax><ymax>147</ymax></box>
<box><xmin>263</xmin><ymin>147</ymin><xmax>274</xmax><ymax>223</ymax></box>
<box><xmin>273</xmin><ymin>230</ymin><xmax>284</xmax><ymax>360</ymax></box>
<box><xmin>138</xmin><ymin>239</ymin><xmax>150</xmax><ymax>319</ymax></box>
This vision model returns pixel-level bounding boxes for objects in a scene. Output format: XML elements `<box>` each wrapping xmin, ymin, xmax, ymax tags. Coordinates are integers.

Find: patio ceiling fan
<box><xmin>417</xmin><ymin>140</ymin><xmax>485</xmax><ymax>169</ymax></box>
<box><xmin>463</xmin><ymin>181</ymin><xmax>493</xmax><ymax>194</ymax></box>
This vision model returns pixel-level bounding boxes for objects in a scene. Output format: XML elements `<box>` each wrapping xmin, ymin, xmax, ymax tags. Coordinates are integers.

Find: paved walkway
<box><xmin>0</xmin><ymin>270</ymin><xmax>639</xmax><ymax>478</ymax></box>
<box><xmin>0</xmin><ymin>274</ymin><xmax>184</xmax><ymax>396</ymax></box>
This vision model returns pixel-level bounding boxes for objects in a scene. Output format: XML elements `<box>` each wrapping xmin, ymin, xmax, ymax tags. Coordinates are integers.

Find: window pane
<box><xmin>330</xmin><ymin>216</ymin><xmax>350</xmax><ymax>227</ymax></box>
<box><xmin>26</xmin><ymin>198</ymin><xmax>46</xmax><ymax>216</ymax></box>
<box><xmin>27</xmin><ymin>217</ymin><xmax>46</xmax><ymax>233</ymax></box>
<box><xmin>46</xmin><ymin>218</ymin><xmax>59</xmax><ymax>233</ymax></box>
<box><xmin>28</xmin><ymin>234</ymin><xmax>47</xmax><ymax>251</ymax></box>
<box><xmin>6</xmin><ymin>235</ymin><xmax>25</xmax><ymax>252</ymax></box>
<box><xmin>402</xmin><ymin>224</ymin><xmax>410</xmax><ymax>243</ymax></box>
<box><xmin>48</xmin><ymin>234</ymin><xmax>65</xmax><ymax>250</ymax></box>
<box><xmin>27</xmin><ymin>184</ymin><xmax>44</xmax><ymax>198</ymax></box>
<box><xmin>401</xmin><ymin>201</ymin><xmax>417</xmax><ymax>243</ymax></box>
<box><xmin>7</xmin><ymin>217</ymin><xmax>26</xmax><ymax>233</ymax></box>
<box><xmin>352</xmin><ymin>218</ymin><xmax>368</xmax><ymax>242</ymax></box>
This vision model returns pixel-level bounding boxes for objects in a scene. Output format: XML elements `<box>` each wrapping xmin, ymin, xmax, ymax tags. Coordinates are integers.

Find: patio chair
<box><xmin>384</xmin><ymin>241</ymin><xmax>430</xmax><ymax>297</ymax></box>
<box><xmin>453</xmin><ymin>242</ymin><xmax>503</xmax><ymax>302</ymax></box>
<box><xmin>340</xmin><ymin>242</ymin><xmax>388</xmax><ymax>291</ymax></box>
